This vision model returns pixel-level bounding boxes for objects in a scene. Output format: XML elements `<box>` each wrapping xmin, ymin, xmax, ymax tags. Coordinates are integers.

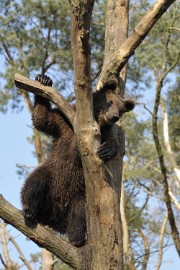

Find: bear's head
<box><xmin>93</xmin><ymin>80</ymin><xmax>135</xmax><ymax>126</ymax></box>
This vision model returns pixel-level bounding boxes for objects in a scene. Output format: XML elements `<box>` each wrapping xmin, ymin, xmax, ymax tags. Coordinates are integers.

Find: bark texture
<box><xmin>70</xmin><ymin>1</ymin><xmax>124</xmax><ymax>269</ymax></box>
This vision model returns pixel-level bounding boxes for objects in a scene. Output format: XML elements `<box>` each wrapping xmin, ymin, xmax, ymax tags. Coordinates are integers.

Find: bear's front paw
<box><xmin>97</xmin><ymin>141</ymin><xmax>118</xmax><ymax>161</ymax></box>
<box><xmin>35</xmin><ymin>74</ymin><xmax>53</xmax><ymax>87</ymax></box>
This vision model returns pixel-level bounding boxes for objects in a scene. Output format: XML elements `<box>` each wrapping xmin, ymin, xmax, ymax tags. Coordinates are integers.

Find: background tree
<box><xmin>121</xmin><ymin>0</ymin><xmax>180</xmax><ymax>266</ymax></box>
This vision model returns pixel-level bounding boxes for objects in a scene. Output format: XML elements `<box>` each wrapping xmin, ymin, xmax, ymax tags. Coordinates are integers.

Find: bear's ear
<box><xmin>103</xmin><ymin>79</ymin><xmax>118</xmax><ymax>91</ymax></box>
<box><xmin>124</xmin><ymin>99</ymin><xmax>135</xmax><ymax>112</ymax></box>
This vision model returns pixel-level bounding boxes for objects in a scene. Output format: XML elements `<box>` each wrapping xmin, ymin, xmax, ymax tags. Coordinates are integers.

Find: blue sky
<box><xmin>0</xmin><ymin>109</ymin><xmax>41</xmax><ymax>267</ymax></box>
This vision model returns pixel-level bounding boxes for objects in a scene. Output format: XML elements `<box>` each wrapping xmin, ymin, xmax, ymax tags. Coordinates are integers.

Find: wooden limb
<box><xmin>14</xmin><ymin>74</ymin><xmax>75</xmax><ymax>127</ymax></box>
<box><xmin>0</xmin><ymin>222</ymin><xmax>14</xmax><ymax>269</ymax></box>
<box><xmin>120</xmin><ymin>179</ymin><xmax>130</xmax><ymax>269</ymax></box>
<box><xmin>97</xmin><ymin>0</ymin><xmax>176</xmax><ymax>88</ymax></box>
<box><xmin>3</xmin><ymin>224</ymin><xmax>33</xmax><ymax>270</ymax></box>
<box><xmin>0</xmin><ymin>195</ymin><xmax>82</xmax><ymax>270</ymax></box>
<box><xmin>156</xmin><ymin>212</ymin><xmax>168</xmax><ymax>270</ymax></box>
<box><xmin>138</xmin><ymin>229</ymin><xmax>150</xmax><ymax>270</ymax></box>
<box><xmin>41</xmin><ymin>249</ymin><xmax>55</xmax><ymax>270</ymax></box>
<box><xmin>152</xmin><ymin>81</ymin><xmax>180</xmax><ymax>257</ymax></box>
<box><xmin>160</xmin><ymin>97</ymin><xmax>180</xmax><ymax>188</ymax></box>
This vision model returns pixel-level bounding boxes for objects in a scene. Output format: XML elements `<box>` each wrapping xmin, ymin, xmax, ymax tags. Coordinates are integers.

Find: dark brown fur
<box><xmin>21</xmin><ymin>75</ymin><xmax>135</xmax><ymax>246</ymax></box>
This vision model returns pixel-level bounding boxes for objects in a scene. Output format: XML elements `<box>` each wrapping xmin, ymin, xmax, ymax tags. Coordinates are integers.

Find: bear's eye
<box><xmin>108</xmin><ymin>100</ymin><xmax>113</xmax><ymax>105</ymax></box>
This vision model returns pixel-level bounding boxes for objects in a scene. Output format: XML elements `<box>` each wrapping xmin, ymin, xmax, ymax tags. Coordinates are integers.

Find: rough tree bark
<box><xmin>103</xmin><ymin>0</ymin><xmax>129</xmax><ymax>95</ymax></box>
<box><xmin>0</xmin><ymin>0</ymin><xmax>177</xmax><ymax>269</ymax></box>
<box><xmin>70</xmin><ymin>1</ymin><xmax>124</xmax><ymax>268</ymax></box>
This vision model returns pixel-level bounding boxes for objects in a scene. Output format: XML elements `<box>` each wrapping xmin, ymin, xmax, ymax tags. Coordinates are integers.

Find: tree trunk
<box><xmin>104</xmin><ymin>0</ymin><xmax>129</xmax><ymax>95</ymax></box>
<box><xmin>70</xmin><ymin>0</ymin><xmax>124</xmax><ymax>268</ymax></box>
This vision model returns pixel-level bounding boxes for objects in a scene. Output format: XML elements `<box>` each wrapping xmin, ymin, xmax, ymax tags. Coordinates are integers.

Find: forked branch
<box><xmin>98</xmin><ymin>0</ymin><xmax>176</xmax><ymax>88</ymax></box>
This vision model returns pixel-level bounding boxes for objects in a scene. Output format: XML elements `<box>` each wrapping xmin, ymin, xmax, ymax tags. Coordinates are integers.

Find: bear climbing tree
<box><xmin>21</xmin><ymin>74</ymin><xmax>135</xmax><ymax>247</ymax></box>
<box><xmin>0</xmin><ymin>1</ymin><xmax>177</xmax><ymax>270</ymax></box>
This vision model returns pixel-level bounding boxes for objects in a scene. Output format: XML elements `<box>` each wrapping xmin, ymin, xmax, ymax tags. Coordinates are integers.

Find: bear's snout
<box><xmin>111</xmin><ymin>115</ymin><xmax>119</xmax><ymax>123</ymax></box>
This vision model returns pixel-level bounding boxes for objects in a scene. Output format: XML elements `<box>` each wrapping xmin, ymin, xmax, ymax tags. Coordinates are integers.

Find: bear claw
<box><xmin>97</xmin><ymin>141</ymin><xmax>118</xmax><ymax>161</ymax></box>
<box><xmin>35</xmin><ymin>74</ymin><xmax>53</xmax><ymax>87</ymax></box>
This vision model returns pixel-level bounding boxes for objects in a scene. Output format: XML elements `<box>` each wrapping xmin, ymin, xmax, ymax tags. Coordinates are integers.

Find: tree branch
<box><xmin>155</xmin><ymin>212</ymin><xmax>168</xmax><ymax>270</ymax></box>
<box><xmin>138</xmin><ymin>229</ymin><xmax>150</xmax><ymax>270</ymax></box>
<box><xmin>120</xmin><ymin>179</ymin><xmax>130</xmax><ymax>269</ymax></box>
<box><xmin>1</xmin><ymin>40</ymin><xmax>14</xmax><ymax>63</ymax></box>
<box><xmin>160</xmin><ymin>97</ymin><xmax>180</xmax><ymax>187</ymax></box>
<box><xmin>0</xmin><ymin>195</ymin><xmax>82</xmax><ymax>269</ymax></box>
<box><xmin>97</xmin><ymin>0</ymin><xmax>176</xmax><ymax>88</ymax></box>
<box><xmin>152</xmin><ymin>81</ymin><xmax>180</xmax><ymax>257</ymax></box>
<box><xmin>3</xmin><ymin>224</ymin><xmax>33</xmax><ymax>270</ymax></box>
<box><xmin>14</xmin><ymin>74</ymin><xmax>75</xmax><ymax>127</ymax></box>
<box><xmin>0</xmin><ymin>222</ymin><xmax>14</xmax><ymax>269</ymax></box>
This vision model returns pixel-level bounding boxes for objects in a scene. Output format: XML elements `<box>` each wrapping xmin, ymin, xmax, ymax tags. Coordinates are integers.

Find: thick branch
<box><xmin>0</xmin><ymin>195</ymin><xmax>82</xmax><ymax>269</ymax></box>
<box><xmin>97</xmin><ymin>0</ymin><xmax>176</xmax><ymax>88</ymax></box>
<box><xmin>14</xmin><ymin>74</ymin><xmax>75</xmax><ymax>127</ymax></box>
<box><xmin>103</xmin><ymin>0</ymin><xmax>129</xmax><ymax>95</ymax></box>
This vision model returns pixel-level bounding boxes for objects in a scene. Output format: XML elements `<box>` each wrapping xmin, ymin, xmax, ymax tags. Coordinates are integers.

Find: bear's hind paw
<box><xmin>22</xmin><ymin>208</ymin><xmax>37</xmax><ymax>223</ymax></box>
<box><xmin>70</xmin><ymin>238</ymin><xmax>86</xmax><ymax>247</ymax></box>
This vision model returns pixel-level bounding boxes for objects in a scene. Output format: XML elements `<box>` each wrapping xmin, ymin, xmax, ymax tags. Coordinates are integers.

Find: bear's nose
<box><xmin>112</xmin><ymin>115</ymin><xmax>119</xmax><ymax>122</ymax></box>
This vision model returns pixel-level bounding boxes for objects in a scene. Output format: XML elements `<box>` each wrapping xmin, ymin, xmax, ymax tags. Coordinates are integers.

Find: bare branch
<box><xmin>20</xmin><ymin>90</ymin><xmax>33</xmax><ymax>113</ymax></box>
<box><xmin>0</xmin><ymin>195</ymin><xmax>82</xmax><ymax>269</ymax></box>
<box><xmin>160</xmin><ymin>97</ymin><xmax>180</xmax><ymax>188</ymax></box>
<box><xmin>3</xmin><ymin>226</ymin><xmax>33</xmax><ymax>270</ymax></box>
<box><xmin>120</xmin><ymin>180</ymin><xmax>130</xmax><ymax>268</ymax></box>
<box><xmin>169</xmin><ymin>26</ymin><xmax>180</xmax><ymax>31</ymax></box>
<box><xmin>1</xmin><ymin>40</ymin><xmax>14</xmax><ymax>63</ymax></box>
<box><xmin>0</xmin><ymin>222</ymin><xmax>13</xmax><ymax>268</ymax></box>
<box><xmin>42</xmin><ymin>27</ymin><xmax>52</xmax><ymax>75</ymax></box>
<box><xmin>41</xmin><ymin>249</ymin><xmax>55</xmax><ymax>270</ymax></box>
<box><xmin>156</xmin><ymin>212</ymin><xmax>168</xmax><ymax>270</ymax></box>
<box><xmin>0</xmin><ymin>253</ymin><xmax>6</xmax><ymax>269</ymax></box>
<box><xmin>138</xmin><ymin>229</ymin><xmax>150</xmax><ymax>270</ymax></box>
<box><xmin>152</xmin><ymin>81</ymin><xmax>180</xmax><ymax>256</ymax></box>
<box><xmin>168</xmin><ymin>191</ymin><xmax>180</xmax><ymax>211</ymax></box>
<box><xmin>160</xmin><ymin>51</ymin><xmax>180</xmax><ymax>82</ymax></box>
<box><xmin>14</xmin><ymin>74</ymin><xmax>75</xmax><ymax>127</ymax></box>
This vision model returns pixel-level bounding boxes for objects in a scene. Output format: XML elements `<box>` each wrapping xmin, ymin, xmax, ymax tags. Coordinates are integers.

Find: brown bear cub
<box><xmin>21</xmin><ymin>74</ymin><xmax>135</xmax><ymax>247</ymax></box>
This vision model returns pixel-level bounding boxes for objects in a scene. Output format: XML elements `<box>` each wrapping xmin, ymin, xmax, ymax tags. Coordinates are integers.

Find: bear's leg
<box><xmin>67</xmin><ymin>198</ymin><xmax>86</xmax><ymax>247</ymax></box>
<box><xmin>21</xmin><ymin>165</ymin><xmax>51</xmax><ymax>225</ymax></box>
